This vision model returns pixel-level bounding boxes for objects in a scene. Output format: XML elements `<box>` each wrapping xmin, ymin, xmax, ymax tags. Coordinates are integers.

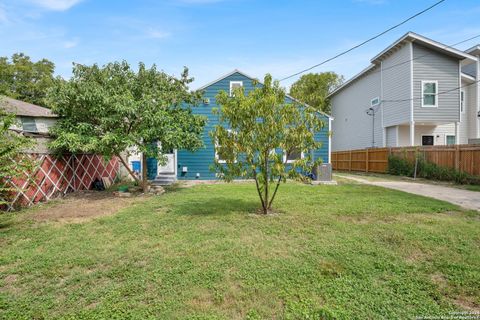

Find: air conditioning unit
<box><xmin>314</xmin><ymin>163</ymin><xmax>332</xmax><ymax>182</ymax></box>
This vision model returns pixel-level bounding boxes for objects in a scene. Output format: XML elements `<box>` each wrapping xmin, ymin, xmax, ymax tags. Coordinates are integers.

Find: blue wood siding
<box><xmin>177</xmin><ymin>72</ymin><xmax>330</xmax><ymax>180</ymax></box>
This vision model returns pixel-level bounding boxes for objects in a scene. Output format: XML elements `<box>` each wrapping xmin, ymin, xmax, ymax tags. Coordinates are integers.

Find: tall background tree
<box><xmin>211</xmin><ymin>74</ymin><xmax>324</xmax><ymax>214</ymax></box>
<box><xmin>289</xmin><ymin>72</ymin><xmax>343</xmax><ymax>113</ymax></box>
<box><xmin>0</xmin><ymin>53</ymin><xmax>56</xmax><ymax>106</ymax></box>
<box><xmin>47</xmin><ymin>61</ymin><xmax>206</xmax><ymax>191</ymax></box>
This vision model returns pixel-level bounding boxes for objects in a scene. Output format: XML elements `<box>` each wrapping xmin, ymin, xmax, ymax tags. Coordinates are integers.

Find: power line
<box><xmin>382</xmin><ymin>79</ymin><xmax>480</xmax><ymax>103</ymax></box>
<box><xmin>328</xmin><ymin>33</ymin><xmax>479</xmax><ymax>98</ymax></box>
<box><xmin>279</xmin><ymin>0</ymin><xmax>446</xmax><ymax>82</ymax></box>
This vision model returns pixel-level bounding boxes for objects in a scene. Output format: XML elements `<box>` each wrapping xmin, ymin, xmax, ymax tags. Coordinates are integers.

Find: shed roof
<box><xmin>0</xmin><ymin>96</ymin><xmax>57</xmax><ymax>118</ymax></box>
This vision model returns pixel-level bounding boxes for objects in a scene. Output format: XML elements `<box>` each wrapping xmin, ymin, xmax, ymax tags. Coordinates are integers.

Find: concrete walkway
<box><xmin>337</xmin><ymin>174</ymin><xmax>480</xmax><ymax>211</ymax></box>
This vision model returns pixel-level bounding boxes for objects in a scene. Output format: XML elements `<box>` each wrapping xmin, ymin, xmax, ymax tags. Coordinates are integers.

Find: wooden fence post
<box><xmin>349</xmin><ymin>150</ymin><xmax>352</xmax><ymax>172</ymax></box>
<box><xmin>365</xmin><ymin>149</ymin><xmax>369</xmax><ymax>173</ymax></box>
<box><xmin>455</xmin><ymin>145</ymin><xmax>460</xmax><ymax>171</ymax></box>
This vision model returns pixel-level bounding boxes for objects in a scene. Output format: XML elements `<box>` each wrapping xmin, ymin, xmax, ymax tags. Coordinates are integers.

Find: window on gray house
<box><xmin>21</xmin><ymin>117</ymin><xmax>38</xmax><ymax>133</ymax></box>
<box><xmin>422</xmin><ymin>81</ymin><xmax>437</xmax><ymax>107</ymax></box>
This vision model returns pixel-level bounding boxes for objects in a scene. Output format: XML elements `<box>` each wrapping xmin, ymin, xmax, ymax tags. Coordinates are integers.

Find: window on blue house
<box><xmin>215</xmin><ymin>129</ymin><xmax>237</xmax><ymax>164</ymax></box>
<box><xmin>229</xmin><ymin>81</ymin><xmax>243</xmax><ymax>96</ymax></box>
<box><xmin>283</xmin><ymin>149</ymin><xmax>304</xmax><ymax>164</ymax></box>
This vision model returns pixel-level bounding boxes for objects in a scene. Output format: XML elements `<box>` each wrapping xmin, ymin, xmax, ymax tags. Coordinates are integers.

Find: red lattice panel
<box><xmin>1</xmin><ymin>154</ymin><xmax>119</xmax><ymax>211</ymax></box>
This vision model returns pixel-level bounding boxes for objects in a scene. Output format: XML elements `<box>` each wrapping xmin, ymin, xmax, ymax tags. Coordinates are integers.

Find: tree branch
<box><xmin>252</xmin><ymin>169</ymin><xmax>266</xmax><ymax>212</ymax></box>
<box><xmin>268</xmin><ymin>175</ymin><xmax>282</xmax><ymax>209</ymax></box>
<box><xmin>117</xmin><ymin>153</ymin><xmax>141</xmax><ymax>184</ymax></box>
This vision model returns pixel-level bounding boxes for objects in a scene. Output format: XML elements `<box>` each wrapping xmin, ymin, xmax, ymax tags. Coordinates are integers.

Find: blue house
<box><xmin>145</xmin><ymin>70</ymin><xmax>332</xmax><ymax>184</ymax></box>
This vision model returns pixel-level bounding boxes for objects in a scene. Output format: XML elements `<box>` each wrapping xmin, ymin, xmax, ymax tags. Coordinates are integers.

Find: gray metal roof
<box><xmin>0</xmin><ymin>96</ymin><xmax>57</xmax><ymax>118</ymax></box>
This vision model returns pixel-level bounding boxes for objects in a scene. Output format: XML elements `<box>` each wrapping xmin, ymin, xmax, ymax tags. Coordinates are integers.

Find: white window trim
<box><xmin>421</xmin><ymin>134</ymin><xmax>435</xmax><ymax>146</ymax></box>
<box><xmin>421</xmin><ymin>80</ymin><xmax>438</xmax><ymax>108</ymax></box>
<box><xmin>229</xmin><ymin>81</ymin><xmax>243</xmax><ymax>96</ymax></box>
<box><xmin>460</xmin><ymin>90</ymin><xmax>465</xmax><ymax>113</ymax></box>
<box><xmin>215</xmin><ymin>129</ymin><xmax>236</xmax><ymax>164</ymax></box>
<box><xmin>283</xmin><ymin>149</ymin><xmax>304</xmax><ymax>164</ymax></box>
<box><xmin>445</xmin><ymin>135</ymin><xmax>456</xmax><ymax>145</ymax></box>
<box><xmin>371</xmin><ymin>97</ymin><xmax>380</xmax><ymax>107</ymax></box>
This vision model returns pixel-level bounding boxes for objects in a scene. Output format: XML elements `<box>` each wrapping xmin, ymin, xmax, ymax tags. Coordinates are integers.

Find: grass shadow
<box><xmin>169</xmin><ymin>196</ymin><xmax>259</xmax><ymax>216</ymax></box>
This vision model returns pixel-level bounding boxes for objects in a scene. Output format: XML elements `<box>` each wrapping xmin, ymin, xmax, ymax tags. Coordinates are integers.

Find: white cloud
<box><xmin>29</xmin><ymin>0</ymin><xmax>83</xmax><ymax>11</ymax></box>
<box><xmin>0</xmin><ymin>7</ymin><xmax>8</xmax><ymax>23</ymax></box>
<box><xmin>175</xmin><ymin>0</ymin><xmax>226</xmax><ymax>4</ymax></box>
<box><xmin>146</xmin><ymin>28</ymin><xmax>170</xmax><ymax>39</ymax></box>
<box><xmin>353</xmin><ymin>0</ymin><xmax>386</xmax><ymax>5</ymax></box>
<box><xmin>63</xmin><ymin>38</ymin><xmax>79</xmax><ymax>48</ymax></box>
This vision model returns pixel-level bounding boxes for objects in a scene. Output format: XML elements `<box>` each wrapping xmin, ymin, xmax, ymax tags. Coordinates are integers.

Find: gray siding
<box><xmin>386</xmin><ymin>126</ymin><xmax>397</xmax><ymax>147</ymax></box>
<box><xmin>382</xmin><ymin>43</ymin><xmax>412</xmax><ymax>127</ymax></box>
<box><xmin>464</xmin><ymin>79</ymin><xmax>478</xmax><ymax>140</ymax></box>
<box><xmin>462</xmin><ymin>62</ymin><xmax>476</xmax><ymax>77</ymax></box>
<box><xmin>331</xmin><ymin>68</ymin><xmax>382</xmax><ymax>151</ymax></box>
<box><xmin>413</xmin><ymin>43</ymin><xmax>460</xmax><ymax>122</ymax></box>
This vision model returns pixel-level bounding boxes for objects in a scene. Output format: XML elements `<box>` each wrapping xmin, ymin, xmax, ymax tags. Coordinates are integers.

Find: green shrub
<box><xmin>387</xmin><ymin>155</ymin><xmax>414</xmax><ymax>176</ymax></box>
<box><xmin>387</xmin><ymin>154</ymin><xmax>479</xmax><ymax>185</ymax></box>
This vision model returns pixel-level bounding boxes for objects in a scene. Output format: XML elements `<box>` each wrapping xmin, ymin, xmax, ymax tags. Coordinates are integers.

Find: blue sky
<box><xmin>1</xmin><ymin>0</ymin><xmax>479</xmax><ymax>89</ymax></box>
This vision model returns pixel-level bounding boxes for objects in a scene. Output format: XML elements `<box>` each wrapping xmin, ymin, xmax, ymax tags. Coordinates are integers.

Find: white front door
<box><xmin>158</xmin><ymin>151</ymin><xmax>176</xmax><ymax>174</ymax></box>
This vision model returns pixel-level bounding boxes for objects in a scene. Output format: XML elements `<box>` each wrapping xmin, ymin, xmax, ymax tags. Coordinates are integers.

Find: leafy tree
<box><xmin>289</xmin><ymin>72</ymin><xmax>343</xmax><ymax>113</ymax></box>
<box><xmin>211</xmin><ymin>74</ymin><xmax>325</xmax><ymax>214</ymax></box>
<box><xmin>47</xmin><ymin>61</ymin><xmax>206</xmax><ymax>191</ymax></box>
<box><xmin>0</xmin><ymin>53</ymin><xmax>56</xmax><ymax>106</ymax></box>
<box><xmin>0</xmin><ymin>104</ymin><xmax>35</xmax><ymax>208</ymax></box>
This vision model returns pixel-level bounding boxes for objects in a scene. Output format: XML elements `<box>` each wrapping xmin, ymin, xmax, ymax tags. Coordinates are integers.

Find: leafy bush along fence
<box><xmin>332</xmin><ymin>144</ymin><xmax>480</xmax><ymax>179</ymax></box>
<box><xmin>1</xmin><ymin>154</ymin><xmax>119</xmax><ymax>211</ymax></box>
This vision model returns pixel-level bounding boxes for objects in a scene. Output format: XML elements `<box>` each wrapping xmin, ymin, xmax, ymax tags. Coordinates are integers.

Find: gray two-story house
<box><xmin>329</xmin><ymin>32</ymin><xmax>480</xmax><ymax>151</ymax></box>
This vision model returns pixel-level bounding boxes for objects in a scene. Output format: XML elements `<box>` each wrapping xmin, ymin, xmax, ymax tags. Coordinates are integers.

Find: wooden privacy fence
<box><xmin>331</xmin><ymin>144</ymin><xmax>480</xmax><ymax>177</ymax></box>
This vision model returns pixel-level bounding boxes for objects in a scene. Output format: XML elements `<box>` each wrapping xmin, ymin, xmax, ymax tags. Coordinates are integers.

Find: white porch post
<box><xmin>410</xmin><ymin>121</ymin><xmax>415</xmax><ymax>146</ymax></box>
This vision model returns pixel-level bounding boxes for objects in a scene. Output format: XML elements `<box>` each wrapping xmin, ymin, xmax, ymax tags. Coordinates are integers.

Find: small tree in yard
<box><xmin>47</xmin><ymin>62</ymin><xmax>205</xmax><ymax>191</ymax></box>
<box><xmin>211</xmin><ymin>74</ymin><xmax>325</xmax><ymax>214</ymax></box>
<box><xmin>0</xmin><ymin>107</ymin><xmax>35</xmax><ymax>207</ymax></box>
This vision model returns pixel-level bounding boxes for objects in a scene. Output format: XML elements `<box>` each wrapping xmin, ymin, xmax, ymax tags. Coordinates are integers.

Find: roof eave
<box><xmin>327</xmin><ymin>64</ymin><xmax>377</xmax><ymax>98</ymax></box>
<box><xmin>195</xmin><ymin>69</ymin><xmax>333</xmax><ymax>119</ymax></box>
<box><xmin>371</xmin><ymin>32</ymin><xmax>477</xmax><ymax>64</ymax></box>
<box><xmin>466</xmin><ymin>45</ymin><xmax>480</xmax><ymax>56</ymax></box>
<box><xmin>195</xmin><ymin>69</ymin><xmax>259</xmax><ymax>91</ymax></box>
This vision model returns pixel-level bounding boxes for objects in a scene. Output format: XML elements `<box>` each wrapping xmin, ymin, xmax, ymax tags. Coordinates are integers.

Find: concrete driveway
<box><xmin>337</xmin><ymin>174</ymin><xmax>480</xmax><ymax>211</ymax></box>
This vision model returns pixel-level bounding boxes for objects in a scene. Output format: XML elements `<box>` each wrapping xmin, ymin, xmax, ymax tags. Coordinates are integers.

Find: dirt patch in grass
<box><xmin>30</xmin><ymin>191</ymin><xmax>149</xmax><ymax>223</ymax></box>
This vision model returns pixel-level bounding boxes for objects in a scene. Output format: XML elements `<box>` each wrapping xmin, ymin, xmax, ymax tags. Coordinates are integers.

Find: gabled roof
<box><xmin>196</xmin><ymin>69</ymin><xmax>333</xmax><ymax>119</ymax></box>
<box><xmin>196</xmin><ymin>69</ymin><xmax>258</xmax><ymax>91</ymax></box>
<box><xmin>329</xmin><ymin>32</ymin><xmax>478</xmax><ymax>98</ymax></box>
<box><xmin>371</xmin><ymin>32</ymin><xmax>476</xmax><ymax>64</ymax></box>
<box><xmin>0</xmin><ymin>96</ymin><xmax>57</xmax><ymax>118</ymax></box>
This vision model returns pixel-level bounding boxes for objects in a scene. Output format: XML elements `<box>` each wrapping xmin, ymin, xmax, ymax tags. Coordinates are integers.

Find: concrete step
<box><xmin>151</xmin><ymin>175</ymin><xmax>177</xmax><ymax>186</ymax></box>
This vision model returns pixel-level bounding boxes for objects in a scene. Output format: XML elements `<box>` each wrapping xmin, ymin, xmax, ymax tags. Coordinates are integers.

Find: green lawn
<box><xmin>1</xmin><ymin>182</ymin><xmax>479</xmax><ymax>319</ymax></box>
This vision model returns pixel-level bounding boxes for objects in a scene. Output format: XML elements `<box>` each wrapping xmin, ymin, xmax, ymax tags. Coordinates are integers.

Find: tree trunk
<box><xmin>268</xmin><ymin>176</ymin><xmax>282</xmax><ymax>209</ymax></box>
<box><xmin>141</xmin><ymin>152</ymin><xmax>149</xmax><ymax>193</ymax></box>
<box><xmin>117</xmin><ymin>153</ymin><xmax>141</xmax><ymax>184</ymax></box>
<box><xmin>253</xmin><ymin>170</ymin><xmax>267</xmax><ymax>214</ymax></box>
<box><xmin>263</xmin><ymin>150</ymin><xmax>269</xmax><ymax>214</ymax></box>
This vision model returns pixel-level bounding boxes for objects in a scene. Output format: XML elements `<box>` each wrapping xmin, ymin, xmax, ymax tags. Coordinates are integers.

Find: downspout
<box><xmin>409</xmin><ymin>41</ymin><xmax>415</xmax><ymax>146</ymax></box>
<box><xmin>381</xmin><ymin>60</ymin><xmax>385</xmax><ymax>147</ymax></box>
<box><xmin>457</xmin><ymin>60</ymin><xmax>461</xmax><ymax>143</ymax></box>
<box><xmin>328</xmin><ymin>117</ymin><xmax>332</xmax><ymax>164</ymax></box>
<box><xmin>477</xmin><ymin>54</ymin><xmax>480</xmax><ymax>138</ymax></box>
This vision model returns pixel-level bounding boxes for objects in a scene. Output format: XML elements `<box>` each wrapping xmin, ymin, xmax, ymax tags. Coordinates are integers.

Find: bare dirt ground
<box><xmin>29</xmin><ymin>191</ymin><xmax>149</xmax><ymax>223</ymax></box>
